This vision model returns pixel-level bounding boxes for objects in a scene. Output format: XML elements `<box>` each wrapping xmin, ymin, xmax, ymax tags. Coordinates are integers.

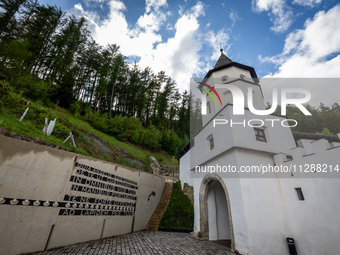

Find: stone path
<box><xmin>32</xmin><ymin>231</ymin><xmax>235</xmax><ymax>255</ymax></box>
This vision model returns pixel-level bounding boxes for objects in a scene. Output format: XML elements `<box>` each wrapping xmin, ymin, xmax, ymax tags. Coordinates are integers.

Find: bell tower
<box><xmin>199</xmin><ymin>49</ymin><xmax>265</xmax><ymax>126</ymax></box>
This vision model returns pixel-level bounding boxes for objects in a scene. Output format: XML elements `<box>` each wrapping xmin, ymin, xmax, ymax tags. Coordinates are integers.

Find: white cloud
<box><xmin>229</xmin><ymin>9</ymin><xmax>239</xmax><ymax>26</ymax></box>
<box><xmin>68</xmin><ymin>3</ymin><xmax>101</xmax><ymax>37</ymax></box>
<box><xmin>260</xmin><ymin>4</ymin><xmax>340</xmax><ymax>78</ymax></box>
<box><xmin>292</xmin><ymin>0</ymin><xmax>322</xmax><ymax>7</ymax></box>
<box><xmin>205</xmin><ymin>29</ymin><xmax>230</xmax><ymax>60</ymax></box>
<box><xmin>138</xmin><ymin>2</ymin><xmax>206</xmax><ymax>90</ymax></box>
<box><xmin>67</xmin><ymin>1</ymin><xmax>232</xmax><ymax>92</ymax></box>
<box><xmin>67</xmin><ymin>1</ymin><xmax>210</xmax><ymax>92</ymax></box>
<box><xmin>145</xmin><ymin>0</ymin><xmax>168</xmax><ymax>13</ymax></box>
<box><xmin>252</xmin><ymin>0</ymin><xmax>294</xmax><ymax>33</ymax></box>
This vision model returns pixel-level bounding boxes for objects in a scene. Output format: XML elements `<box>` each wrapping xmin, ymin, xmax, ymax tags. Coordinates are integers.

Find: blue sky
<box><xmin>39</xmin><ymin>0</ymin><xmax>340</xmax><ymax>94</ymax></box>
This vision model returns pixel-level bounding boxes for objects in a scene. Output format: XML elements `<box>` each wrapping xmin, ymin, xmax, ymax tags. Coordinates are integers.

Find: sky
<box><xmin>39</xmin><ymin>0</ymin><xmax>340</xmax><ymax>104</ymax></box>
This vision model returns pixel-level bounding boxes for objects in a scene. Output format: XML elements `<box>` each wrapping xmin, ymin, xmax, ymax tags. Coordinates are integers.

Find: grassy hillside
<box><xmin>0</xmin><ymin>92</ymin><xmax>178</xmax><ymax>170</ymax></box>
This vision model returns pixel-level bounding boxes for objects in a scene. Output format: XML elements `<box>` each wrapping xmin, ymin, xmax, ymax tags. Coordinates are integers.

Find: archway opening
<box><xmin>199</xmin><ymin>174</ymin><xmax>235</xmax><ymax>251</ymax></box>
<box><xmin>207</xmin><ymin>180</ymin><xmax>231</xmax><ymax>247</ymax></box>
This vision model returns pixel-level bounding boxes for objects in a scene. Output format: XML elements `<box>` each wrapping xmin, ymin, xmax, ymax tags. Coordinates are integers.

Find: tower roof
<box><xmin>202</xmin><ymin>47</ymin><xmax>258</xmax><ymax>83</ymax></box>
<box><xmin>214</xmin><ymin>48</ymin><xmax>233</xmax><ymax>68</ymax></box>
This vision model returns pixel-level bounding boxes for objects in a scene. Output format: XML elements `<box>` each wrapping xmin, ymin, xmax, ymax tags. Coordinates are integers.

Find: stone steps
<box><xmin>146</xmin><ymin>182</ymin><xmax>173</xmax><ymax>231</ymax></box>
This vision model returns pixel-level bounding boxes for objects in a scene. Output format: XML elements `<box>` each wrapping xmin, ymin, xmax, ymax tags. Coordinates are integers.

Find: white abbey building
<box><xmin>179</xmin><ymin>50</ymin><xmax>340</xmax><ymax>255</ymax></box>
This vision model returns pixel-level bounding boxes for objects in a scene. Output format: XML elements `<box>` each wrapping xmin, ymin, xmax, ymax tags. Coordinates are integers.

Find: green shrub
<box><xmin>108</xmin><ymin>115</ymin><xmax>144</xmax><ymax>144</ymax></box>
<box><xmin>12</xmin><ymin>75</ymin><xmax>53</xmax><ymax>104</ymax></box>
<box><xmin>53</xmin><ymin>122</ymin><xmax>70</xmax><ymax>138</ymax></box>
<box><xmin>0</xmin><ymin>80</ymin><xmax>12</xmax><ymax>97</ymax></box>
<box><xmin>0</xmin><ymin>80</ymin><xmax>14</xmax><ymax>108</ymax></box>
<box><xmin>31</xmin><ymin>100</ymin><xmax>48</xmax><ymax>113</ymax></box>
<box><xmin>159</xmin><ymin>181</ymin><xmax>194</xmax><ymax>231</ymax></box>
<box><xmin>37</xmin><ymin>112</ymin><xmax>49</xmax><ymax>128</ymax></box>
<box><xmin>94</xmin><ymin>112</ymin><xmax>109</xmax><ymax>133</ymax></box>
<box><xmin>70</xmin><ymin>100</ymin><xmax>83</xmax><ymax>116</ymax></box>
<box><xmin>161</xmin><ymin>130</ymin><xmax>170</xmax><ymax>151</ymax></box>
<box><xmin>168</xmin><ymin>131</ymin><xmax>180</xmax><ymax>156</ymax></box>
<box><xmin>108</xmin><ymin>114</ymin><xmax>127</xmax><ymax>136</ymax></box>
<box><xmin>143</xmin><ymin>124</ymin><xmax>161</xmax><ymax>149</ymax></box>
<box><xmin>22</xmin><ymin>108</ymin><xmax>38</xmax><ymax>122</ymax></box>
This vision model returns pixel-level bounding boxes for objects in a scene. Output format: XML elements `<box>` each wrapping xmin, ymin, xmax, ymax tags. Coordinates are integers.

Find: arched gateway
<box><xmin>199</xmin><ymin>173</ymin><xmax>235</xmax><ymax>252</ymax></box>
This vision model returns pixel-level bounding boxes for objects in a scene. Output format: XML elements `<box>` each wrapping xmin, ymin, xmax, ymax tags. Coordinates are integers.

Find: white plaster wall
<box><xmin>190</xmin><ymin>106</ymin><xmax>235</xmax><ymax>168</ymax></box>
<box><xmin>279</xmin><ymin>178</ymin><xmax>340</xmax><ymax>255</ymax></box>
<box><xmin>231</xmin><ymin>108</ymin><xmax>296</xmax><ymax>155</ymax></box>
<box><xmin>202</xmin><ymin>68</ymin><xmax>264</xmax><ymax>127</ymax></box>
<box><xmin>192</xmin><ymin>105</ymin><xmax>296</xmax><ymax>171</ymax></box>
<box><xmin>235</xmin><ymin>150</ymin><xmax>292</xmax><ymax>255</ymax></box>
<box><xmin>191</xmin><ymin>150</ymin><xmax>251</xmax><ymax>254</ymax></box>
<box><xmin>211</xmin><ymin>66</ymin><xmax>252</xmax><ymax>80</ymax></box>
<box><xmin>276</xmin><ymin>143</ymin><xmax>340</xmax><ymax>255</ymax></box>
<box><xmin>179</xmin><ymin>150</ymin><xmax>193</xmax><ymax>188</ymax></box>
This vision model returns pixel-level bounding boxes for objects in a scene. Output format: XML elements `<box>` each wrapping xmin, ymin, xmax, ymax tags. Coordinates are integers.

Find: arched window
<box><xmin>240</xmin><ymin>74</ymin><xmax>246</xmax><ymax>79</ymax></box>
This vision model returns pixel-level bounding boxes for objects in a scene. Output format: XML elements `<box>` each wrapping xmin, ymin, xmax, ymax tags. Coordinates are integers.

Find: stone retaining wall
<box><xmin>0</xmin><ymin>136</ymin><xmax>165</xmax><ymax>255</ymax></box>
<box><xmin>182</xmin><ymin>183</ymin><xmax>194</xmax><ymax>205</ymax></box>
<box><xmin>149</xmin><ymin>156</ymin><xmax>179</xmax><ymax>178</ymax></box>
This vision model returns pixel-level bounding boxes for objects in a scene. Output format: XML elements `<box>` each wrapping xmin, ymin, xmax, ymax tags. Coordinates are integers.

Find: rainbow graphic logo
<box><xmin>198</xmin><ymin>83</ymin><xmax>222</xmax><ymax>106</ymax></box>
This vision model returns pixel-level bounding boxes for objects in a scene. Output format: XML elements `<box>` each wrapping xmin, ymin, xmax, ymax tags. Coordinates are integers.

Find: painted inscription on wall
<box><xmin>60</xmin><ymin>162</ymin><xmax>138</xmax><ymax>216</ymax></box>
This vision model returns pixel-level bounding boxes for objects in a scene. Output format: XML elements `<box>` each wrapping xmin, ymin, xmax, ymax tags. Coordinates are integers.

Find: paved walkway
<box><xmin>32</xmin><ymin>231</ymin><xmax>235</xmax><ymax>255</ymax></box>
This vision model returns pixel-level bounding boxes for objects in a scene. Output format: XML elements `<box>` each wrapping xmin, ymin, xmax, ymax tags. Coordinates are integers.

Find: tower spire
<box><xmin>214</xmin><ymin>46</ymin><xmax>233</xmax><ymax>68</ymax></box>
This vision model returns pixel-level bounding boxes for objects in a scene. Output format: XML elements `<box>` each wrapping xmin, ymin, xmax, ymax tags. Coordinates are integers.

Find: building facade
<box><xmin>179</xmin><ymin>51</ymin><xmax>340</xmax><ymax>255</ymax></box>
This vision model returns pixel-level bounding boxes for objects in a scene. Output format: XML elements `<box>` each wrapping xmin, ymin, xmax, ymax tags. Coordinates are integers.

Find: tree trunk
<box><xmin>88</xmin><ymin>75</ymin><xmax>97</xmax><ymax>107</ymax></box>
<box><xmin>109</xmin><ymin>81</ymin><xmax>115</xmax><ymax>118</ymax></box>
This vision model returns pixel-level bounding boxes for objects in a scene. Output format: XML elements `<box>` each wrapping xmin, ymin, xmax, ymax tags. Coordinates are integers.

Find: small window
<box><xmin>209</xmin><ymin>137</ymin><xmax>214</xmax><ymax>150</ymax></box>
<box><xmin>221</xmin><ymin>75</ymin><xmax>229</xmax><ymax>83</ymax></box>
<box><xmin>295</xmin><ymin>188</ymin><xmax>305</xmax><ymax>201</ymax></box>
<box><xmin>207</xmin><ymin>101</ymin><xmax>211</xmax><ymax>114</ymax></box>
<box><xmin>254</xmin><ymin>128</ymin><xmax>266</xmax><ymax>142</ymax></box>
<box><xmin>240</xmin><ymin>74</ymin><xmax>246</xmax><ymax>79</ymax></box>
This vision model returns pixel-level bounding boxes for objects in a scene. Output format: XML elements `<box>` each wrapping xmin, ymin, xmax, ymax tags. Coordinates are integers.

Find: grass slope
<box><xmin>0</xmin><ymin>92</ymin><xmax>178</xmax><ymax>170</ymax></box>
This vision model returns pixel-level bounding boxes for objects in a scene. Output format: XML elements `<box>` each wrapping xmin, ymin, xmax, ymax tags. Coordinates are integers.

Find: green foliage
<box><xmin>11</xmin><ymin>75</ymin><xmax>55</xmax><ymax>105</ymax></box>
<box><xmin>0</xmin><ymin>80</ymin><xmax>13</xmax><ymax>108</ymax></box>
<box><xmin>168</xmin><ymin>131</ymin><xmax>180</xmax><ymax>156</ymax></box>
<box><xmin>316</xmin><ymin>128</ymin><xmax>335</xmax><ymax>136</ymax></box>
<box><xmin>0</xmin><ymin>39</ymin><xmax>32</xmax><ymax>78</ymax></box>
<box><xmin>91</xmin><ymin>111</ymin><xmax>108</xmax><ymax>133</ymax></box>
<box><xmin>0</xmin><ymin>80</ymin><xmax>12</xmax><ymax>97</ymax></box>
<box><xmin>178</xmin><ymin>135</ymin><xmax>189</xmax><ymax>152</ymax></box>
<box><xmin>53</xmin><ymin>122</ymin><xmax>71</xmax><ymax>138</ymax></box>
<box><xmin>159</xmin><ymin>181</ymin><xmax>194</xmax><ymax>231</ymax></box>
<box><xmin>273</xmin><ymin>103</ymin><xmax>340</xmax><ymax>135</ymax></box>
<box><xmin>0</xmin><ymin>0</ymin><xmax>192</xmax><ymax>159</ymax></box>
<box><xmin>161</xmin><ymin>130</ymin><xmax>170</xmax><ymax>151</ymax></box>
<box><xmin>143</xmin><ymin>123</ymin><xmax>161</xmax><ymax>149</ymax></box>
<box><xmin>69</xmin><ymin>100</ymin><xmax>83</xmax><ymax>116</ymax></box>
<box><xmin>0</xmin><ymin>91</ymin><xmax>178</xmax><ymax>167</ymax></box>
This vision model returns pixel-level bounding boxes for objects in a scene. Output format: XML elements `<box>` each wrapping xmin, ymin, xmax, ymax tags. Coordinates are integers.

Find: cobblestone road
<box><xmin>32</xmin><ymin>231</ymin><xmax>235</xmax><ymax>255</ymax></box>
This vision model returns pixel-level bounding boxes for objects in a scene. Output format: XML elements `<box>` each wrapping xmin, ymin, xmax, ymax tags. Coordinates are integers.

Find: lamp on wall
<box><xmin>148</xmin><ymin>191</ymin><xmax>156</xmax><ymax>201</ymax></box>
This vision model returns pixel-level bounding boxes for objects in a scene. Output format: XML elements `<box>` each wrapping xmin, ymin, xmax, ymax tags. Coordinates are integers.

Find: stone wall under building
<box><xmin>0</xmin><ymin>136</ymin><xmax>165</xmax><ymax>255</ymax></box>
<box><xmin>149</xmin><ymin>156</ymin><xmax>179</xmax><ymax>179</ymax></box>
<box><xmin>182</xmin><ymin>182</ymin><xmax>194</xmax><ymax>205</ymax></box>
